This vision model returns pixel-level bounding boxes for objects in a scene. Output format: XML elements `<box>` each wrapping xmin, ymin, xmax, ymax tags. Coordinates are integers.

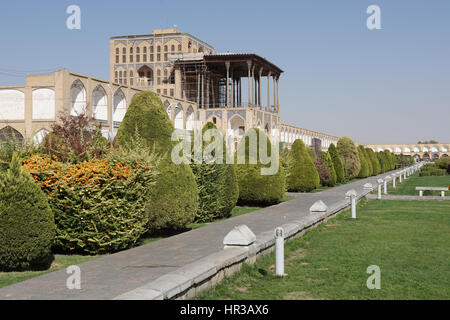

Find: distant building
<box><xmin>0</xmin><ymin>28</ymin><xmax>339</xmax><ymax>151</ymax></box>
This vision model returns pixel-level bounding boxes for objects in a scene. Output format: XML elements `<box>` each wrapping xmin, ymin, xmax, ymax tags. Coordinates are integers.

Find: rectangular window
<box><xmin>170</xmin><ymin>89</ymin><xmax>174</xmax><ymax>97</ymax></box>
<box><xmin>157</xmin><ymin>89</ymin><xmax>161</xmax><ymax>94</ymax></box>
<box><xmin>157</xmin><ymin>54</ymin><xmax>160</xmax><ymax>61</ymax></box>
<box><xmin>150</xmin><ymin>46</ymin><xmax>154</xmax><ymax>53</ymax></box>
<box><xmin>136</xmin><ymin>55</ymin><xmax>140</xmax><ymax>63</ymax></box>
<box><xmin>150</xmin><ymin>54</ymin><xmax>154</xmax><ymax>62</ymax></box>
<box><xmin>122</xmin><ymin>55</ymin><xmax>126</xmax><ymax>63</ymax></box>
<box><xmin>164</xmin><ymin>53</ymin><xmax>168</xmax><ymax>61</ymax></box>
<box><xmin>116</xmin><ymin>56</ymin><xmax>119</xmax><ymax>63</ymax></box>
<box><xmin>163</xmin><ymin>89</ymin><xmax>167</xmax><ymax>95</ymax></box>
<box><xmin>130</xmin><ymin>55</ymin><xmax>133</xmax><ymax>63</ymax></box>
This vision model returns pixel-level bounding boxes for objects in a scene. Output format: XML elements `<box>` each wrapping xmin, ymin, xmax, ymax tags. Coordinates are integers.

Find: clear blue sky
<box><xmin>1</xmin><ymin>0</ymin><xmax>449</xmax><ymax>144</ymax></box>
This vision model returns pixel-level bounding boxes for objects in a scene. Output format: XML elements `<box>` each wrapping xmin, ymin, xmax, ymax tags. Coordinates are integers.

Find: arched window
<box><xmin>186</xmin><ymin>106</ymin><xmax>194</xmax><ymax>131</ymax></box>
<box><xmin>33</xmin><ymin>129</ymin><xmax>49</xmax><ymax>146</ymax></box>
<box><xmin>174</xmin><ymin>105</ymin><xmax>184</xmax><ymax>130</ymax></box>
<box><xmin>113</xmin><ymin>89</ymin><xmax>127</xmax><ymax>125</ymax></box>
<box><xmin>0</xmin><ymin>126</ymin><xmax>24</xmax><ymax>147</ymax></box>
<box><xmin>32</xmin><ymin>88</ymin><xmax>55</xmax><ymax>120</ymax></box>
<box><xmin>92</xmin><ymin>85</ymin><xmax>108</xmax><ymax>121</ymax></box>
<box><xmin>70</xmin><ymin>80</ymin><xmax>86</xmax><ymax>116</ymax></box>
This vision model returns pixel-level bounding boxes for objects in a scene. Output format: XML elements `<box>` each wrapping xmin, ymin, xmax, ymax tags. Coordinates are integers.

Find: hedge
<box><xmin>23</xmin><ymin>154</ymin><xmax>154</xmax><ymax>255</ymax></box>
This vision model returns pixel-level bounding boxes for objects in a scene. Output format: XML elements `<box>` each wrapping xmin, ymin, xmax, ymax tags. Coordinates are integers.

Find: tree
<box><xmin>365</xmin><ymin>148</ymin><xmax>381</xmax><ymax>176</ymax></box>
<box><xmin>285</xmin><ymin>139</ymin><xmax>320</xmax><ymax>192</ymax></box>
<box><xmin>357</xmin><ymin>145</ymin><xmax>370</xmax><ymax>178</ymax></box>
<box><xmin>191</xmin><ymin>122</ymin><xmax>239</xmax><ymax>222</ymax></box>
<box><xmin>116</xmin><ymin>91</ymin><xmax>198</xmax><ymax>233</ymax></box>
<box><xmin>337</xmin><ymin>137</ymin><xmax>361</xmax><ymax>179</ymax></box>
<box><xmin>328</xmin><ymin>143</ymin><xmax>345</xmax><ymax>183</ymax></box>
<box><xmin>324</xmin><ymin>152</ymin><xmax>337</xmax><ymax>186</ymax></box>
<box><xmin>0</xmin><ymin>154</ymin><xmax>55</xmax><ymax>271</ymax></box>
<box><xmin>235</xmin><ymin>129</ymin><xmax>285</xmax><ymax>205</ymax></box>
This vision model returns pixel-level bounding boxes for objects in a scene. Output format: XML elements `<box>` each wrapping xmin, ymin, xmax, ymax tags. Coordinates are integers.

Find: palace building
<box><xmin>0</xmin><ymin>28</ymin><xmax>339</xmax><ymax>151</ymax></box>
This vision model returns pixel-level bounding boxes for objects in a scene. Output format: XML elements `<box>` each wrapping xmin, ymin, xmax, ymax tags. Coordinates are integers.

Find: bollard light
<box><xmin>399</xmin><ymin>171</ymin><xmax>403</xmax><ymax>183</ymax></box>
<box><xmin>346</xmin><ymin>189</ymin><xmax>357</xmax><ymax>219</ymax></box>
<box><xmin>392</xmin><ymin>174</ymin><xmax>396</xmax><ymax>188</ymax></box>
<box><xmin>377</xmin><ymin>179</ymin><xmax>383</xmax><ymax>200</ymax></box>
<box><xmin>275</xmin><ymin>227</ymin><xmax>286</xmax><ymax>277</ymax></box>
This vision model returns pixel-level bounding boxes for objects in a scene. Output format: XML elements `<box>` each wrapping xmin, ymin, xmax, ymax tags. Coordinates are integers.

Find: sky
<box><xmin>0</xmin><ymin>0</ymin><xmax>449</xmax><ymax>144</ymax></box>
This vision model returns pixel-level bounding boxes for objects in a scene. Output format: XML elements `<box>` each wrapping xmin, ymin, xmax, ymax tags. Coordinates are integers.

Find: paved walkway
<box><xmin>0</xmin><ymin>170</ymin><xmax>403</xmax><ymax>300</ymax></box>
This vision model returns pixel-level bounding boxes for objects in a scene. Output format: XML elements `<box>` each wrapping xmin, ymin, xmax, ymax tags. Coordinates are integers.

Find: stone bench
<box><xmin>416</xmin><ymin>186</ymin><xmax>449</xmax><ymax>198</ymax></box>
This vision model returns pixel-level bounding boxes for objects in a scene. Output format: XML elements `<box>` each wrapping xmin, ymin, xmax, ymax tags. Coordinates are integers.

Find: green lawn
<box><xmin>198</xmin><ymin>199</ymin><xmax>450</xmax><ymax>300</ymax></box>
<box><xmin>388</xmin><ymin>173</ymin><xmax>450</xmax><ymax>196</ymax></box>
<box><xmin>0</xmin><ymin>254</ymin><xmax>98</xmax><ymax>289</ymax></box>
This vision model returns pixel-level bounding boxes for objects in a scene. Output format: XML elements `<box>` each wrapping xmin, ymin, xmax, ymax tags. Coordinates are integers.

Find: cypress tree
<box><xmin>366</xmin><ymin>148</ymin><xmax>381</xmax><ymax>176</ymax></box>
<box><xmin>0</xmin><ymin>154</ymin><xmax>55</xmax><ymax>271</ymax></box>
<box><xmin>235</xmin><ymin>129</ymin><xmax>285</xmax><ymax>205</ymax></box>
<box><xmin>337</xmin><ymin>137</ymin><xmax>361</xmax><ymax>179</ymax></box>
<box><xmin>328</xmin><ymin>143</ymin><xmax>345</xmax><ymax>183</ymax></box>
<box><xmin>286</xmin><ymin>139</ymin><xmax>320</xmax><ymax>192</ymax></box>
<box><xmin>357</xmin><ymin>145</ymin><xmax>370</xmax><ymax>178</ymax></box>
<box><xmin>191</xmin><ymin>122</ymin><xmax>239</xmax><ymax>222</ymax></box>
<box><xmin>116</xmin><ymin>91</ymin><xmax>198</xmax><ymax>232</ymax></box>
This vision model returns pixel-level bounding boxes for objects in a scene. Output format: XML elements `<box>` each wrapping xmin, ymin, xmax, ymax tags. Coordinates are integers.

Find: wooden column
<box><xmin>267</xmin><ymin>71</ymin><xmax>271</xmax><ymax>111</ymax></box>
<box><xmin>225</xmin><ymin>62</ymin><xmax>230</xmax><ymax>107</ymax></box>
<box><xmin>247</xmin><ymin>61</ymin><xmax>252</xmax><ymax>107</ymax></box>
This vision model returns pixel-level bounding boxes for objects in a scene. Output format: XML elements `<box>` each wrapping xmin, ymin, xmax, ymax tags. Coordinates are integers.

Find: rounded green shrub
<box><xmin>286</xmin><ymin>139</ymin><xmax>320</xmax><ymax>192</ymax></box>
<box><xmin>116</xmin><ymin>91</ymin><xmax>198</xmax><ymax>233</ymax></box>
<box><xmin>337</xmin><ymin>137</ymin><xmax>361</xmax><ymax>179</ymax></box>
<box><xmin>328</xmin><ymin>143</ymin><xmax>345</xmax><ymax>183</ymax></box>
<box><xmin>235</xmin><ymin>129</ymin><xmax>285</xmax><ymax>205</ymax></box>
<box><xmin>191</xmin><ymin>122</ymin><xmax>239</xmax><ymax>222</ymax></box>
<box><xmin>0</xmin><ymin>154</ymin><xmax>55</xmax><ymax>271</ymax></box>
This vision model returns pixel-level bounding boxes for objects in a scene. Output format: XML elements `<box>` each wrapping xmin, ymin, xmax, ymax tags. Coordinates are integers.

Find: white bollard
<box><xmin>383</xmin><ymin>180</ymin><xmax>387</xmax><ymax>194</ymax></box>
<box><xmin>377</xmin><ymin>179</ymin><xmax>383</xmax><ymax>200</ymax></box>
<box><xmin>392</xmin><ymin>175</ymin><xmax>396</xmax><ymax>188</ymax></box>
<box><xmin>441</xmin><ymin>191</ymin><xmax>445</xmax><ymax>199</ymax></box>
<box><xmin>346</xmin><ymin>190</ymin><xmax>357</xmax><ymax>219</ymax></box>
<box><xmin>399</xmin><ymin>172</ymin><xmax>402</xmax><ymax>183</ymax></box>
<box><xmin>419</xmin><ymin>190</ymin><xmax>423</xmax><ymax>197</ymax></box>
<box><xmin>404</xmin><ymin>170</ymin><xmax>407</xmax><ymax>180</ymax></box>
<box><xmin>275</xmin><ymin>227</ymin><xmax>286</xmax><ymax>277</ymax></box>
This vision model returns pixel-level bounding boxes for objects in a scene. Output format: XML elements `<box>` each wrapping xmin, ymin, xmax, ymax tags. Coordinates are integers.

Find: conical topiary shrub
<box><xmin>324</xmin><ymin>152</ymin><xmax>337</xmax><ymax>187</ymax></box>
<box><xmin>116</xmin><ymin>91</ymin><xmax>198</xmax><ymax>233</ymax></box>
<box><xmin>365</xmin><ymin>148</ymin><xmax>381</xmax><ymax>176</ymax></box>
<box><xmin>286</xmin><ymin>139</ymin><xmax>320</xmax><ymax>192</ymax></box>
<box><xmin>357</xmin><ymin>145</ymin><xmax>370</xmax><ymax>178</ymax></box>
<box><xmin>0</xmin><ymin>154</ymin><xmax>55</xmax><ymax>271</ymax></box>
<box><xmin>191</xmin><ymin>122</ymin><xmax>239</xmax><ymax>222</ymax></box>
<box><xmin>328</xmin><ymin>143</ymin><xmax>345</xmax><ymax>183</ymax></box>
<box><xmin>337</xmin><ymin>137</ymin><xmax>361</xmax><ymax>179</ymax></box>
<box><xmin>235</xmin><ymin>129</ymin><xmax>285</xmax><ymax>205</ymax></box>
